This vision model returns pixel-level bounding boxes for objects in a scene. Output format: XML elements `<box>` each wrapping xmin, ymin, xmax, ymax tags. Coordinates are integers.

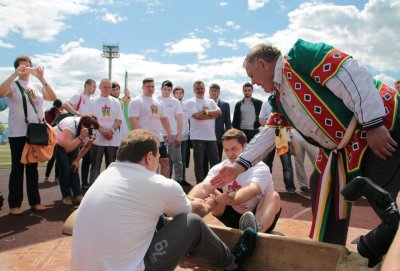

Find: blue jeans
<box><xmin>56</xmin><ymin>145</ymin><xmax>81</xmax><ymax>198</ymax></box>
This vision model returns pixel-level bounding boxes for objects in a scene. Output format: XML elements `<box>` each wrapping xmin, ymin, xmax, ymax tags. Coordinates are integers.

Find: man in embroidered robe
<box><xmin>210</xmin><ymin>39</ymin><xmax>400</xmax><ymax>246</ymax></box>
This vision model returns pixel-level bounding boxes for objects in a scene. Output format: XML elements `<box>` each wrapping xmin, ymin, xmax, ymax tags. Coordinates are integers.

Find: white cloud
<box><xmin>164</xmin><ymin>37</ymin><xmax>211</xmax><ymax>60</ymax></box>
<box><xmin>0</xmin><ymin>0</ymin><xmax>93</xmax><ymax>43</ymax></box>
<box><xmin>226</xmin><ymin>21</ymin><xmax>241</xmax><ymax>30</ymax></box>
<box><xmin>0</xmin><ymin>40</ymin><xmax>14</xmax><ymax>49</ymax></box>
<box><xmin>220</xmin><ymin>1</ymin><xmax>228</xmax><ymax>6</ymax></box>
<box><xmin>218</xmin><ymin>39</ymin><xmax>238</xmax><ymax>49</ymax></box>
<box><xmin>208</xmin><ymin>26</ymin><xmax>226</xmax><ymax>35</ymax></box>
<box><xmin>240</xmin><ymin>0</ymin><xmax>400</xmax><ymax>74</ymax></box>
<box><xmin>60</xmin><ymin>38</ymin><xmax>85</xmax><ymax>53</ymax></box>
<box><xmin>248</xmin><ymin>0</ymin><xmax>269</xmax><ymax>11</ymax></box>
<box><xmin>101</xmin><ymin>12</ymin><xmax>127</xmax><ymax>24</ymax></box>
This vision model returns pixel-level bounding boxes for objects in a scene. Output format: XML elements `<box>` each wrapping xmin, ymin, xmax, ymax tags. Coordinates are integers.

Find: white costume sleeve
<box><xmin>325</xmin><ymin>58</ymin><xmax>385</xmax><ymax>129</ymax></box>
<box><xmin>236</xmin><ymin>127</ymin><xmax>276</xmax><ymax>170</ymax></box>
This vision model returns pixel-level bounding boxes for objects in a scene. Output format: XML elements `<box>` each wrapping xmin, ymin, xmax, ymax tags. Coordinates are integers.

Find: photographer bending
<box><xmin>55</xmin><ymin>115</ymin><xmax>99</xmax><ymax>205</ymax></box>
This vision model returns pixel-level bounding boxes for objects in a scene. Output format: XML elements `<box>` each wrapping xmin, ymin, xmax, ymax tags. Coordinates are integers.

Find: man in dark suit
<box><xmin>209</xmin><ymin>83</ymin><xmax>232</xmax><ymax>161</ymax></box>
<box><xmin>232</xmin><ymin>83</ymin><xmax>262</xmax><ymax>142</ymax></box>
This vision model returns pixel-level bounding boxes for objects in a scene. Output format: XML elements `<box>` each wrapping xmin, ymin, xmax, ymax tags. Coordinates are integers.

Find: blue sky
<box><xmin>0</xmin><ymin>0</ymin><xmax>399</xmax><ymax>123</ymax></box>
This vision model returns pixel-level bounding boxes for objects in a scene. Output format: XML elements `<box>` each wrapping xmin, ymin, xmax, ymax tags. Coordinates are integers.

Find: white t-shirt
<box><xmin>7</xmin><ymin>80</ymin><xmax>44</xmax><ymax>137</ymax></box>
<box><xmin>91</xmin><ymin>96</ymin><xmax>123</xmax><ymax>147</ymax></box>
<box><xmin>55</xmin><ymin>116</ymin><xmax>80</xmax><ymax>147</ymax></box>
<box><xmin>71</xmin><ymin>162</ymin><xmax>191</xmax><ymax>271</ymax></box>
<box><xmin>157</xmin><ymin>96</ymin><xmax>182</xmax><ymax>136</ymax></box>
<box><xmin>128</xmin><ymin>94</ymin><xmax>167</xmax><ymax>141</ymax></box>
<box><xmin>186</xmin><ymin>97</ymin><xmax>219</xmax><ymax>141</ymax></box>
<box><xmin>205</xmin><ymin>159</ymin><xmax>273</xmax><ymax>214</ymax></box>
<box><xmin>259</xmin><ymin>96</ymin><xmax>272</xmax><ymax>122</ymax></box>
<box><xmin>67</xmin><ymin>92</ymin><xmax>94</xmax><ymax>115</ymax></box>
<box><xmin>181</xmin><ymin>101</ymin><xmax>189</xmax><ymax>141</ymax></box>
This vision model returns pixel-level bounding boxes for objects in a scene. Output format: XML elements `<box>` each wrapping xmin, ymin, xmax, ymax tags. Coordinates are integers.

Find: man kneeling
<box><xmin>71</xmin><ymin>129</ymin><xmax>258</xmax><ymax>271</ymax></box>
<box><xmin>189</xmin><ymin>128</ymin><xmax>281</xmax><ymax>233</ymax></box>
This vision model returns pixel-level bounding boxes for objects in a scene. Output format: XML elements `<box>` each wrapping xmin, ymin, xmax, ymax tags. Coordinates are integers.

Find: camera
<box><xmin>88</xmin><ymin>117</ymin><xmax>97</xmax><ymax>139</ymax></box>
<box><xmin>341</xmin><ymin>176</ymin><xmax>400</xmax><ymax>267</ymax></box>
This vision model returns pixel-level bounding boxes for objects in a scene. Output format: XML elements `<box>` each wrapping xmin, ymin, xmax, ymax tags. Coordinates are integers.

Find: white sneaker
<box><xmin>239</xmin><ymin>211</ymin><xmax>258</xmax><ymax>232</ymax></box>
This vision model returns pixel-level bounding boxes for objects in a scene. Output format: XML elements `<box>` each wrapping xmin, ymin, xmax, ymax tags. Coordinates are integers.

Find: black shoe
<box><xmin>230</xmin><ymin>227</ymin><xmax>258</xmax><ymax>269</ymax></box>
<box><xmin>287</xmin><ymin>188</ymin><xmax>296</xmax><ymax>194</ymax></box>
<box><xmin>156</xmin><ymin>214</ymin><xmax>167</xmax><ymax>231</ymax></box>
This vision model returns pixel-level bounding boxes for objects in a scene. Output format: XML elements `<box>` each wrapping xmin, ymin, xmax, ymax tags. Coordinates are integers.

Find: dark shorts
<box><xmin>159</xmin><ymin>142</ymin><xmax>169</xmax><ymax>158</ymax></box>
<box><xmin>217</xmin><ymin>205</ymin><xmax>282</xmax><ymax>233</ymax></box>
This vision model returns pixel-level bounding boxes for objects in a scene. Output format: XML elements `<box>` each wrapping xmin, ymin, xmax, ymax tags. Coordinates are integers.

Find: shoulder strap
<box><xmin>75</xmin><ymin>94</ymin><xmax>83</xmax><ymax>111</ymax></box>
<box><xmin>15</xmin><ymin>81</ymin><xmax>29</xmax><ymax>123</ymax></box>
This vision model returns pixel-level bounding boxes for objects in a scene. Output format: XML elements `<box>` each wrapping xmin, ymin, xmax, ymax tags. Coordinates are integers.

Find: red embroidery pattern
<box><xmin>310</xmin><ymin>49</ymin><xmax>350</xmax><ymax>86</ymax></box>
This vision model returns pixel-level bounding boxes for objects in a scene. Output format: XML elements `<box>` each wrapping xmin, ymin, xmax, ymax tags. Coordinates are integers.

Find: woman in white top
<box><xmin>55</xmin><ymin>115</ymin><xmax>99</xmax><ymax>205</ymax></box>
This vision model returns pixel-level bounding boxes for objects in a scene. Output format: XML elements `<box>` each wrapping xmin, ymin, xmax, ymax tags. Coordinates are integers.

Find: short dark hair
<box><xmin>242</xmin><ymin>82</ymin><xmax>253</xmax><ymax>90</ymax></box>
<box><xmin>112</xmin><ymin>82</ymin><xmax>120</xmax><ymax>89</ymax></box>
<box><xmin>117</xmin><ymin>129</ymin><xmax>159</xmax><ymax>163</ymax></box>
<box><xmin>142</xmin><ymin>77</ymin><xmax>154</xmax><ymax>85</ymax></box>
<box><xmin>53</xmin><ymin>99</ymin><xmax>62</xmax><ymax>108</ymax></box>
<box><xmin>77</xmin><ymin>115</ymin><xmax>99</xmax><ymax>138</ymax></box>
<box><xmin>209</xmin><ymin>83</ymin><xmax>220</xmax><ymax>91</ymax></box>
<box><xmin>193</xmin><ymin>80</ymin><xmax>205</xmax><ymax>88</ymax></box>
<box><xmin>161</xmin><ymin>80</ymin><xmax>173</xmax><ymax>88</ymax></box>
<box><xmin>84</xmin><ymin>79</ymin><xmax>95</xmax><ymax>88</ymax></box>
<box><xmin>14</xmin><ymin>55</ymin><xmax>32</xmax><ymax>69</ymax></box>
<box><xmin>243</xmin><ymin>44</ymin><xmax>281</xmax><ymax>68</ymax></box>
<box><xmin>173</xmin><ymin>86</ymin><xmax>184</xmax><ymax>95</ymax></box>
<box><xmin>222</xmin><ymin>128</ymin><xmax>247</xmax><ymax>146</ymax></box>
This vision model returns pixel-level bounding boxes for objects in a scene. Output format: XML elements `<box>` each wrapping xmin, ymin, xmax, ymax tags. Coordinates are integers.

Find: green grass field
<box><xmin>0</xmin><ymin>144</ymin><xmax>46</xmax><ymax>169</ymax></box>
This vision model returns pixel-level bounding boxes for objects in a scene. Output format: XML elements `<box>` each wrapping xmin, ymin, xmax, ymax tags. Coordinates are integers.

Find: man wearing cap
<box><xmin>157</xmin><ymin>80</ymin><xmax>185</xmax><ymax>186</ymax></box>
<box><xmin>129</xmin><ymin>78</ymin><xmax>173</xmax><ymax>178</ymax></box>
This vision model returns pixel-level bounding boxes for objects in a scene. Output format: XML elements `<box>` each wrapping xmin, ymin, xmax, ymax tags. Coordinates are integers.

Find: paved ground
<box><xmin>0</xmin><ymin>152</ymin><xmax>379</xmax><ymax>252</ymax></box>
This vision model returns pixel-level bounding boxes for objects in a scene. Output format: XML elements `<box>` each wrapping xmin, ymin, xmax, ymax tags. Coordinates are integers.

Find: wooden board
<box><xmin>0</xmin><ymin>211</ymin><xmax>379</xmax><ymax>271</ymax></box>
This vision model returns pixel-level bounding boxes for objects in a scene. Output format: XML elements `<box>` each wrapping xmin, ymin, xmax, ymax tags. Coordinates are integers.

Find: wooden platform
<box><xmin>0</xmin><ymin>214</ymin><xmax>379</xmax><ymax>271</ymax></box>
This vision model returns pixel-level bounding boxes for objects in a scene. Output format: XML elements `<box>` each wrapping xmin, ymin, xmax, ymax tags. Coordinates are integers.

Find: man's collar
<box><xmin>273</xmin><ymin>55</ymin><xmax>283</xmax><ymax>89</ymax></box>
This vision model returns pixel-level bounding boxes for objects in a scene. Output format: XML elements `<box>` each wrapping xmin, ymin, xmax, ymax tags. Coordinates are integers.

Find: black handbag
<box><xmin>16</xmin><ymin>81</ymin><xmax>49</xmax><ymax>146</ymax></box>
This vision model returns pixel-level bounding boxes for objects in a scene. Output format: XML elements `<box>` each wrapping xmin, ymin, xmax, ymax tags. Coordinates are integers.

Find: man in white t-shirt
<box><xmin>63</xmin><ymin>79</ymin><xmax>96</xmax><ymax>189</ymax></box>
<box><xmin>157</xmin><ymin>80</ymin><xmax>185</xmax><ymax>185</ymax></box>
<box><xmin>173</xmin><ymin>86</ymin><xmax>192</xmax><ymax>186</ymax></box>
<box><xmin>88</xmin><ymin>79</ymin><xmax>122</xmax><ymax>185</ymax></box>
<box><xmin>63</xmin><ymin>79</ymin><xmax>96</xmax><ymax>116</ymax></box>
<box><xmin>71</xmin><ymin>129</ymin><xmax>258</xmax><ymax>271</ymax></box>
<box><xmin>128</xmin><ymin>78</ymin><xmax>173</xmax><ymax>178</ymax></box>
<box><xmin>186</xmin><ymin>80</ymin><xmax>221</xmax><ymax>183</ymax></box>
<box><xmin>189</xmin><ymin>128</ymin><xmax>281</xmax><ymax>233</ymax></box>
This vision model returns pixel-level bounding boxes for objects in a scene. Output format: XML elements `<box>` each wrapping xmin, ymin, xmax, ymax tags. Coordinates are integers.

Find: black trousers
<box><xmin>8</xmin><ymin>136</ymin><xmax>41</xmax><ymax>208</ymax></box>
<box><xmin>310</xmin><ymin>148</ymin><xmax>400</xmax><ymax>245</ymax></box>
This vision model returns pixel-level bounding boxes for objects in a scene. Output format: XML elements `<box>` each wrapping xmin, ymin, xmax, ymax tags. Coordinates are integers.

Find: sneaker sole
<box><xmin>239</xmin><ymin>212</ymin><xmax>257</xmax><ymax>231</ymax></box>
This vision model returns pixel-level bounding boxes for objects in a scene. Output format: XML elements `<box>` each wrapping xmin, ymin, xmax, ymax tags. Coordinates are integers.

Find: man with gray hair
<box><xmin>210</xmin><ymin>39</ymin><xmax>400</xmax><ymax>247</ymax></box>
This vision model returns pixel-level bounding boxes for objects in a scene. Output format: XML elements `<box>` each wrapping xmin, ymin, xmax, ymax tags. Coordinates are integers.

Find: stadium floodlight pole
<box><xmin>101</xmin><ymin>43</ymin><xmax>120</xmax><ymax>81</ymax></box>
